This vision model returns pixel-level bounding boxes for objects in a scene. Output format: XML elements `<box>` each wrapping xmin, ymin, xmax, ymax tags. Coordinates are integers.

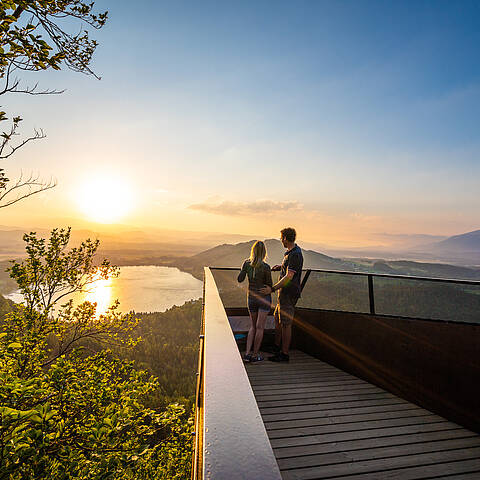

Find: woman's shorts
<box><xmin>248</xmin><ymin>293</ymin><xmax>272</xmax><ymax>313</ymax></box>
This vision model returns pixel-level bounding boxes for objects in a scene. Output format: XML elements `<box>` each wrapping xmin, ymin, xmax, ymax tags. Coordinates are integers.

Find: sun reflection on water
<box><xmin>83</xmin><ymin>277</ymin><xmax>113</xmax><ymax>316</ymax></box>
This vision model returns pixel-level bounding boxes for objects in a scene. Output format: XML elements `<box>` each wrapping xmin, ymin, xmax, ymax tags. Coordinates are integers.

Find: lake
<box><xmin>5</xmin><ymin>266</ymin><xmax>203</xmax><ymax>314</ymax></box>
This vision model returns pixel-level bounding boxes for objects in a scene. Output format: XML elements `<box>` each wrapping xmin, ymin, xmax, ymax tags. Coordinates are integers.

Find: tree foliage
<box><xmin>0</xmin><ymin>229</ymin><xmax>194</xmax><ymax>479</ymax></box>
<box><xmin>0</xmin><ymin>1</ymin><xmax>108</xmax><ymax>208</ymax></box>
<box><xmin>0</xmin><ymin>1</ymin><xmax>107</xmax><ymax>76</ymax></box>
<box><xmin>123</xmin><ymin>301</ymin><xmax>202</xmax><ymax>409</ymax></box>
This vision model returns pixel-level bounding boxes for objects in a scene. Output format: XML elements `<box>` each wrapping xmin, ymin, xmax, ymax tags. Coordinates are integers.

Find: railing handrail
<box><xmin>193</xmin><ymin>267</ymin><xmax>282</xmax><ymax>480</ymax></box>
<box><xmin>208</xmin><ymin>266</ymin><xmax>480</xmax><ymax>286</ymax></box>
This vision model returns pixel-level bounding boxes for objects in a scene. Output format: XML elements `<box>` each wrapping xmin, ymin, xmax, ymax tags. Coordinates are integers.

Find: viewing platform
<box><xmin>193</xmin><ymin>267</ymin><xmax>480</xmax><ymax>479</ymax></box>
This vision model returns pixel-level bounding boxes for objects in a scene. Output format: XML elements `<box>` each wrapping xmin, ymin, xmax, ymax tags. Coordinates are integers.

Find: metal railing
<box><xmin>209</xmin><ymin>267</ymin><xmax>480</xmax><ymax>323</ymax></box>
<box><xmin>192</xmin><ymin>267</ymin><xmax>282</xmax><ymax>480</ymax></box>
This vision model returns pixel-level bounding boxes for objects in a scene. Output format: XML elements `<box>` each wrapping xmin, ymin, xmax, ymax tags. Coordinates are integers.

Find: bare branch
<box><xmin>0</xmin><ymin>172</ymin><xmax>57</xmax><ymax>208</ymax></box>
<box><xmin>0</xmin><ymin>127</ymin><xmax>46</xmax><ymax>159</ymax></box>
<box><xmin>0</xmin><ymin>62</ymin><xmax>65</xmax><ymax>96</ymax></box>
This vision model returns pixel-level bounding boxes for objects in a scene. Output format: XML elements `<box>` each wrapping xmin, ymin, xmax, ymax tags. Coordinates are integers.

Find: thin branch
<box><xmin>1</xmin><ymin>61</ymin><xmax>65</xmax><ymax>96</ymax></box>
<box><xmin>0</xmin><ymin>172</ymin><xmax>57</xmax><ymax>208</ymax></box>
<box><xmin>0</xmin><ymin>128</ymin><xmax>46</xmax><ymax>159</ymax></box>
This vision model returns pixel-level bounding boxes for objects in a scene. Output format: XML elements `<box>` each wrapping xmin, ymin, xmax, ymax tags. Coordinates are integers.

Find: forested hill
<box><xmin>0</xmin><ymin>296</ymin><xmax>201</xmax><ymax>409</ymax></box>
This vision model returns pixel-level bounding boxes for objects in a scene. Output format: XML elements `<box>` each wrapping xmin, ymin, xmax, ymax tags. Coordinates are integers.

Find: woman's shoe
<box><xmin>243</xmin><ymin>353</ymin><xmax>253</xmax><ymax>363</ymax></box>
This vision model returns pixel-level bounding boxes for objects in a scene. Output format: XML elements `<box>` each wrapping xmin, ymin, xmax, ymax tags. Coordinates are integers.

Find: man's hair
<box><xmin>281</xmin><ymin>227</ymin><xmax>296</xmax><ymax>243</ymax></box>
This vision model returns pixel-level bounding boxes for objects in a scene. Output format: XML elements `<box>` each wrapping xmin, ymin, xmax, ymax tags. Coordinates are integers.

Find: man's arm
<box><xmin>260</xmin><ymin>268</ymin><xmax>295</xmax><ymax>294</ymax></box>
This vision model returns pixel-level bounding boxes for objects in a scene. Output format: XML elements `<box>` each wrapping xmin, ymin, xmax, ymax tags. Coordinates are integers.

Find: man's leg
<box><xmin>274</xmin><ymin>304</ymin><xmax>281</xmax><ymax>349</ymax></box>
<box><xmin>281</xmin><ymin>323</ymin><xmax>292</xmax><ymax>355</ymax></box>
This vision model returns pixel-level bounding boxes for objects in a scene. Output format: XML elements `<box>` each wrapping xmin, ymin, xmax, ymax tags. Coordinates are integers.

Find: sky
<box><xmin>1</xmin><ymin>0</ymin><xmax>480</xmax><ymax>247</ymax></box>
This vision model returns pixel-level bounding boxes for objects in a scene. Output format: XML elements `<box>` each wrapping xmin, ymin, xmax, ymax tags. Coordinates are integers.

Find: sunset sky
<box><xmin>2</xmin><ymin>0</ymin><xmax>480</xmax><ymax>247</ymax></box>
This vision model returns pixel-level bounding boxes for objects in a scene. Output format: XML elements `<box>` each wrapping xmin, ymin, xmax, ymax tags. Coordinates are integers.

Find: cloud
<box><xmin>189</xmin><ymin>199</ymin><xmax>302</xmax><ymax>216</ymax></box>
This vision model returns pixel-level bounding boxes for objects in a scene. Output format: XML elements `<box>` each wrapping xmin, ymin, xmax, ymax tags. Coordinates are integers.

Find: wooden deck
<box><xmin>246</xmin><ymin>350</ymin><xmax>480</xmax><ymax>480</ymax></box>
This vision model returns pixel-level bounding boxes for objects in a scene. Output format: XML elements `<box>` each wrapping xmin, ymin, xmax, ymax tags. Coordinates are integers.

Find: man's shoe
<box><xmin>268</xmin><ymin>352</ymin><xmax>290</xmax><ymax>362</ymax></box>
<box><xmin>264</xmin><ymin>344</ymin><xmax>281</xmax><ymax>354</ymax></box>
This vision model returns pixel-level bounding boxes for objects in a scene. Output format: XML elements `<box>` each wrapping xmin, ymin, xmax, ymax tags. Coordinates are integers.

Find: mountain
<box><xmin>174</xmin><ymin>239</ymin><xmax>363</xmax><ymax>279</ymax></box>
<box><xmin>433</xmin><ymin>230</ymin><xmax>480</xmax><ymax>251</ymax></box>
<box><xmin>416</xmin><ymin>229</ymin><xmax>480</xmax><ymax>266</ymax></box>
<box><xmin>191</xmin><ymin>239</ymin><xmax>350</xmax><ymax>268</ymax></box>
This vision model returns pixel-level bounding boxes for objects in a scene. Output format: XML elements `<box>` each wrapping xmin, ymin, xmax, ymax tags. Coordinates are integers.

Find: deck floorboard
<box><xmin>246</xmin><ymin>349</ymin><xmax>480</xmax><ymax>479</ymax></box>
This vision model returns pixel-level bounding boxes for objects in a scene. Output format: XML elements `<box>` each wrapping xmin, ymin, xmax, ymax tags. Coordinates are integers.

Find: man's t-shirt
<box><xmin>279</xmin><ymin>244</ymin><xmax>303</xmax><ymax>302</ymax></box>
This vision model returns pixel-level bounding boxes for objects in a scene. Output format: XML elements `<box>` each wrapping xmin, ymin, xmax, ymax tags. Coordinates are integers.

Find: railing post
<box><xmin>300</xmin><ymin>269</ymin><xmax>312</xmax><ymax>292</ymax></box>
<box><xmin>368</xmin><ymin>274</ymin><xmax>375</xmax><ymax>315</ymax></box>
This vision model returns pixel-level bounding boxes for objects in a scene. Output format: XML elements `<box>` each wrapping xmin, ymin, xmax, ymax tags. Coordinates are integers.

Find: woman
<box><xmin>237</xmin><ymin>240</ymin><xmax>273</xmax><ymax>363</ymax></box>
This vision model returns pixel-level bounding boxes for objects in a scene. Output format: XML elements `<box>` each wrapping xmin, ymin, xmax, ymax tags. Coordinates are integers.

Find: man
<box><xmin>260</xmin><ymin>227</ymin><xmax>303</xmax><ymax>362</ymax></box>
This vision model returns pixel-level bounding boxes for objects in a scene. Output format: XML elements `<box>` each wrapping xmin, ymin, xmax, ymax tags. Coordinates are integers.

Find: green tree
<box><xmin>0</xmin><ymin>1</ymin><xmax>108</xmax><ymax>208</ymax></box>
<box><xmin>0</xmin><ymin>229</ymin><xmax>193</xmax><ymax>479</ymax></box>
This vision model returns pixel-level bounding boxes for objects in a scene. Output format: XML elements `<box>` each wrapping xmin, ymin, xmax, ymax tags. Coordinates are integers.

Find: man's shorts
<box><xmin>248</xmin><ymin>293</ymin><xmax>272</xmax><ymax>313</ymax></box>
<box><xmin>274</xmin><ymin>294</ymin><xmax>298</xmax><ymax>326</ymax></box>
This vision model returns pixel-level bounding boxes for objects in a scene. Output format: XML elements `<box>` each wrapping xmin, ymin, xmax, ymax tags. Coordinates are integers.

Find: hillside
<box><xmin>435</xmin><ymin>229</ymin><xmax>480</xmax><ymax>250</ymax></box>
<box><xmin>174</xmin><ymin>239</ymin><xmax>358</xmax><ymax>279</ymax></box>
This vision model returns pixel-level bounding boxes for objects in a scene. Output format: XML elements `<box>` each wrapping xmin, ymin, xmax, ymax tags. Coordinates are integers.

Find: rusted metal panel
<box><xmin>200</xmin><ymin>267</ymin><xmax>282</xmax><ymax>480</ymax></box>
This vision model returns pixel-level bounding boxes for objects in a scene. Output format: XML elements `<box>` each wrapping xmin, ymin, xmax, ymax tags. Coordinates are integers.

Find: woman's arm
<box><xmin>237</xmin><ymin>261</ymin><xmax>248</xmax><ymax>283</ymax></box>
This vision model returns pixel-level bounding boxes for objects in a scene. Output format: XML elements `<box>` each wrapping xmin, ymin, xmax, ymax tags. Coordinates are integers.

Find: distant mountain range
<box><xmin>323</xmin><ymin>229</ymin><xmax>480</xmax><ymax>267</ymax></box>
<box><xmin>420</xmin><ymin>230</ymin><xmax>480</xmax><ymax>263</ymax></box>
<box><xmin>2</xmin><ymin>228</ymin><xmax>480</xmax><ymax>296</ymax></box>
<box><xmin>190</xmin><ymin>239</ymin><xmax>354</xmax><ymax>270</ymax></box>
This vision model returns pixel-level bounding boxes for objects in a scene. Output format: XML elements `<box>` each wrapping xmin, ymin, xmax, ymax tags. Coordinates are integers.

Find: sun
<box><xmin>77</xmin><ymin>176</ymin><xmax>135</xmax><ymax>223</ymax></box>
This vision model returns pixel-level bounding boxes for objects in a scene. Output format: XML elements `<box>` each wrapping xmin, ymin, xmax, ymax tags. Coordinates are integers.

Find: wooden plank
<box><xmin>258</xmin><ymin>391</ymin><xmax>396</xmax><ymax>408</ymax></box>
<box><xmin>265</xmin><ymin>407</ymin><xmax>433</xmax><ymax>430</ymax></box>
<box><xmin>249</xmin><ymin>372</ymin><xmax>355</xmax><ymax>383</ymax></box>
<box><xmin>267</xmin><ymin>414</ymin><xmax>441</xmax><ymax>439</ymax></box>
<box><xmin>247</xmin><ymin>359</ymin><xmax>339</xmax><ymax>369</ymax></box>
<box><xmin>247</xmin><ymin>365</ymin><xmax>350</xmax><ymax>375</ymax></box>
<box><xmin>247</xmin><ymin>349</ymin><xmax>480</xmax><ymax>480</ymax></box>
<box><xmin>262</xmin><ymin>403</ymin><xmax>419</xmax><ymax>422</ymax></box>
<box><xmin>255</xmin><ymin>384</ymin><xmax>380</xmax><ymax>399</ymax></box>
<box><xmin>277</xmin><ymin>436</ymin><xmax>480</xmax><ymax>470</ymax></box>
<box><xmin>249</xmin><ymin>360</ymin><xmax>332</xmax><ymax>368</ymax></box>
<box><xmin>252</xmin><ymin>379</ymin><xmax>365</xmax><ymax>390</ymax></box>
<box><xmin>247</xmin><ymin>367</ymin><xmax>345</xmax><ymax>378</ymax></box>
<box><xmin>259</xmin><ymin>398</ymin><xmax>408</xmax><ymax>414</ymax></box>
<box><xmin>269</xmin><ymin>421</ymin><xmax>457</xmax><ymax>448</ymax></box>
<box><xmin>280</xmin><ymin>446</ymin><xmax>480</xmax><ymax>480</ymax></box>
<box><xmin>247</xmin><ymin>363</ymin><xmax>347</xmax><ymax>373</ymax></box>
<box><xmin>273</xmin><ymin>428</ymin><xmax>475</xmax><ymax>459</ymax></box>
<box><xmin>331</xmin><ymin>458</ymin><xmax>480</xmax><ymax>480</ymax></box>
<box><xmin>434</xmin><ymin>473</ymin><xmax>480</xmax><ymax>480</ymax></box>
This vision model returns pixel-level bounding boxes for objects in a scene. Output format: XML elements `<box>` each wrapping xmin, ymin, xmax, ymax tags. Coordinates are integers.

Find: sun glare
<box><xmin>84</xmin><ymin>277</ymin><xmax>113</xmax><ymax>316</ymax></box>
<box><xmin>77</xmin><ymin>176</ymin><xmax>134</xmax><ymax>223</ymax></box>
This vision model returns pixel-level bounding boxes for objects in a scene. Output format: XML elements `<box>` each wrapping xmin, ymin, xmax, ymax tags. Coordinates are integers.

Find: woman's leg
<box><xmin>253</xmin><ymin>310</ymin><xmax>268</xmax><ymax>355</ymax></box>
<box><xmin>246</xmin><ymin>311</ymin><xmax>258</xmax><ymax>355</ymax></box>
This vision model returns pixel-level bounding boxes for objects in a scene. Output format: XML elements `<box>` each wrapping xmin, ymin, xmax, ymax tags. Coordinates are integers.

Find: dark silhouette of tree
<box><xmin>0</xmin><ymin>1</ymin><xmax>108</xmax><ymax>208</ymax></box>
